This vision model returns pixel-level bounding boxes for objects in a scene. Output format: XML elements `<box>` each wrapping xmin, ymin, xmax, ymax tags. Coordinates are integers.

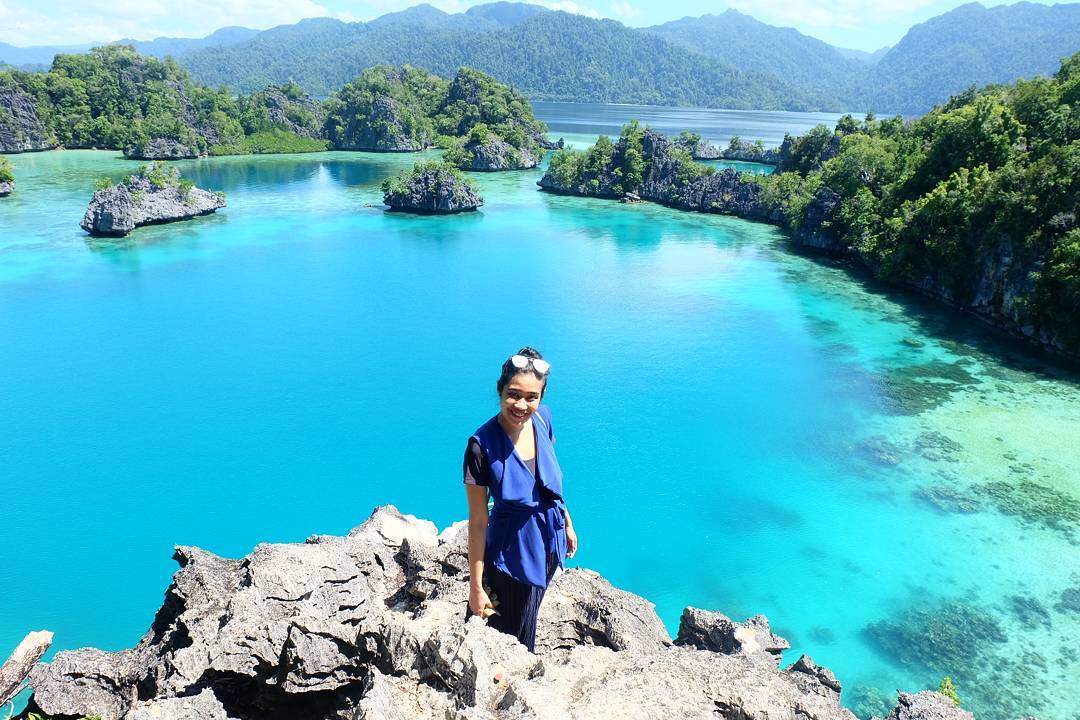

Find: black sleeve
<box><xmin>463</xmin><ymin>438</ymin><xmax>491</xmax><ymax>486</ymax></box>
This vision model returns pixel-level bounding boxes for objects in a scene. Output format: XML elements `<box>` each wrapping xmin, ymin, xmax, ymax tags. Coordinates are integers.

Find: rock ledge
<box><xmin>22</xmin><ymin>506</ymin><xmax>979</xmax><ymax>720</ymax></box>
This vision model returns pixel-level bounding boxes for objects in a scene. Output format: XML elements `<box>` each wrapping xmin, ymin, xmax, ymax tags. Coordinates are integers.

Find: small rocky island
<box><xmin>674</xmin><ymin>131</ymin><xmax>780</xmax><ymax>164</ymax></box>
<box><xmin>20</xmin><ymin>506</ymin><xmax>974</xmax><ymax>720</ymax></box>
<box><xmin>81</xmin><ymin>162</ymin><xmax>225</xmax><ymax>237</ymax></box>
<box><xmin>0</xmin><ymin>156</ymin><xmax>13</xmax><ymax>196</ymax></box>
<box><xmin>382</xmin><ymin>161</ymin><xmax>483</xmax><ymax>214</ymax></box>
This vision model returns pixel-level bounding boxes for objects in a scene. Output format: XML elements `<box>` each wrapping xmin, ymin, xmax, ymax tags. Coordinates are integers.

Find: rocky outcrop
<box><xmin>20</xmin><ymin>506</ymin><xmax>988</xmax><ymax>720</ymax></box>
<box><xmin>539</xmin><ymin>128</ymin><xmax>782</xmax><ymax>222</ymax></box>
<box><xmin>255</xmin><ymin>86</ymin><xmax>325</xmax><ymax>139</ymax></box>
<box><xmin>80</xmin><ymin>164</ymin><xmax>225</xmax><ymax>236</ymax></box>
<box><xmin>675</xmin><ymin>607</ymin><xmax>790</xmax><ymax>663</ymax></box>
<box><xmin>456</xmin><ymin>136</ymin><xmax>539</xmax><ymax>171</ymax></box>
<box><xmin>0</xmin><ymin>87</ymin><xmax>55</xmax><ymax>152</ymax></box>
<box><xmin>675</xmin><ymin>136</ymin><xmax>779</xmax><ymax>164</ymax></box>
<box><xmin>124</xmin><ymin>137</ymin><xmax>201</xmax><ymax>160</ymax></box>
<box><xmin>885</xmin><ymin>691</ymin><xmax>975</xmax><ymax>720</ymax></box>
<box><xmin>383</xmin><ymin>163</ymin><xmax>483</xmax><ymax>214</ymax></box>
<box><xmin>0</xmin><ymin>179</ymin><xmax>12</xmax><ymax>196</ymax></box>
<box><xmin>792</xmin><ymin>186</ymin><xmax>844</xmax><ymax>252</ymax></box>
<box><xmin>333</xmin><ymin>95</ymin><xmax>429</xmax><ymax>152</ymax></box>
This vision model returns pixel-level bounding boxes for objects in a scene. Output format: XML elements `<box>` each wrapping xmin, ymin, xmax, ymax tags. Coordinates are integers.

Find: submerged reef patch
<box><xmin>878</xmin><ymin>361</ymin><xmax>980</xmax><ymax>415</ymax></box>
<box><xmin>862</xmin><ymin>598</ymin><xmax>1053</xmax><ymax>720</ymax></box>
<box><xmin>1055</xmin><ymin>586</ymin><xmax>1080</xmax><ymax>614</ymax></box>
<box><xmin>846</xmin><ymin>685</ymin><xmax>894</xmax><ymax>719</ymax></box>
<box><xmin>914</xmin><ymin>484</ymin><xmax>983</xmax><ymax>514</ymax></box>
<box><xmin>913</xmin><ymin>431</ymin><xmax>964</xmax><ymax>462</ymax></box>
<box><xmin>863</xmin><ymin>599</ymin><xmax>1007</xmax><ymax>676</ymax></box>
<box><xmin>977</xmin><ymin>479</ymin><xmax>1080</xmax><ymax>537</ymax></box>
<box><xmin>1007</xmin><ymin>595</ymin><xmax>1053</xmax><ymax>630</ymax></box>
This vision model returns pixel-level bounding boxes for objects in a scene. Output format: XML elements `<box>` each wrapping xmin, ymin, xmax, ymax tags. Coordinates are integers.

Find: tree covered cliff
<box><xmin>0</xmin><ymin>47</ymin><xmax>549</xmax><ymax>166</ymax></box>
<box><xmin>539</xmin><ymin>53</ymin><xmax>1080</xmax><ymax>356</ymax></box>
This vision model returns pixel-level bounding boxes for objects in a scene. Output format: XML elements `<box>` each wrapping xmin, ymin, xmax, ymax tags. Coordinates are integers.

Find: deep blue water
<box><xmin>1</xmin><ymin>105</ymin><xmax>1079</xmax><ymax>720</ymax></box>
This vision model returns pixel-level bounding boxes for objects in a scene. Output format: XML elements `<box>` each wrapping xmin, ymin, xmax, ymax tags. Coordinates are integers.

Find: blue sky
<box><xmin>0</xmin><ymin>0</ymin><xmax>1061</xmax><ymax>51</ymax></box>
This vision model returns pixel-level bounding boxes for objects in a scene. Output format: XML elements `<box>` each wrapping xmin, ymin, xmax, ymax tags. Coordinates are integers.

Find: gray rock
<box><xmin>23</xmin><ymin>506</ymin><xmax>957</xmax><ymax>720</ymax></box>
<box><xmin>0</xmin><ymin>180</ymin><xmax>12</xmax><ymax>196</ymax></box>
<box><xmin>786</xmin><ymin>654</ymin><xmax>842</xmax><ymax>694</ymax></box>
<box><xmin>255</xmin><ymin>86</ymin><xmax>325</xmax><ymax>139</ymax></box>
<box><xmin>535</xmin><ymin>569</ymin><xmax>672</xmax><ymax>655</ymax></box>
<box><xmin>792</xmin><ymin>186</ymin><xmax>844</xmax><ymax>252</ymax></box>
<box><xmin>124</xmin><ymin>138</ymin><xmax>201</xmax><ymax>160</ymax></box>
<box><xmin>383</xmin><ymin>163</ymin><xmax>483</xmax><ymax>214</ymax></box>
<box><xmin>124</xmin><ymin>688</ymin><xmax>235</xmax><ymax>720</ymax></box>
<box><xmin>457</xmin><ymin>137</ymin><xmax>539</xmax><ymax>171</ymax></box>
<box><xmin>886</xmin><ymin>691</ymin><xmax>974</xmax><ymax>720</ymax></box>
<box><xmin>80</xmin><ymin>167</ymin><xmax>225</xmax><ymax>237</ymax></box>
<box><xmin>334</xmin><ymin>95</ymin><xmax>428</xmax><ymax>152</ymax></box>
<box><xmin>0</xmin><ymin>87</ymin><xmax>55</xmax><ymax>152</ymax></box>
<box><xmin>675</xmin><ymin>607</ymin><xmax>790</xmax><ymax>662</ymax></box>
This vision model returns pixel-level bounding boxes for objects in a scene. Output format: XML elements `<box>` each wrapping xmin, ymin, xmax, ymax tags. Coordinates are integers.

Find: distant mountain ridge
<box><xmin>2</xmin><ymin>1</ymin><xmax>1078</xmax><ymax>115</ymax></box>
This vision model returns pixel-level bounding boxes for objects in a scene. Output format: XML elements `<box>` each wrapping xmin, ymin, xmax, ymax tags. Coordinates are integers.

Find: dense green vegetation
<box><xmin>325</xmin><ymin>65</ymin><xmax>446</xmax><ymax>150</ymax></box>
<box><xmin>546</xmin><ymin>121</ymin><xmax>711</xmax><ymax>196</ymax></box>
<box><xmin>0</xmin><ymin>45</ymin><xmax>328</xmax><ymax>155</ymax></box>
<box><xmin>324</xmin><ymin>65</ymin><xmax>547</xmax><ymax>164</ymax></box>
<box><xmin>0</xmin><ymin>155</ymin><xmax>13</xmax><ymax>183</ymax></box>
<box><xmin>758</xmin><ymin>52</ymin><xmax>1080</xmax><ymax>349</ymax></box>
<box><xmin>175</xmin><ymin>2</ymin><xmax>1080</xmax><ymax>115</ymax></box>
<box><xmin>381</xmin><ymin>159</ymin><xmax>479</xmax><ymax>199</ymax></box>
<box><xmin>0</xmin><ymin>48</ymin><xmax>541</xmax><ymax>162</ymax></box>
<box><xmin>179</xmin><ymin>9</ymin><xmax>816</xmax><ymax>110</ymax></box>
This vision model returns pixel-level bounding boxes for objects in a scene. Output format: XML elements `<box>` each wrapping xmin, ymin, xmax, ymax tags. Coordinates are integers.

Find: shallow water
<box><xmin>1</xmin><ymin>115</ymin><xmax>1079</xmax><ymax>720</ymax></box>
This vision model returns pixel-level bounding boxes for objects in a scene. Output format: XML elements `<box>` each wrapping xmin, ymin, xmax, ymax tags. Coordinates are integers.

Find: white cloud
<box><xmin>610</xmin><ymin>0</ymin><xmax>641</xmax><ymax>19</ymax></box>
<box><xmin>725</xmin><ymin>0</ymin><xmax>937</xmax><ymax>30</ymax></box>
<box><xmin>0</xmin><ymin>0</ymin><xmax>616</xmax><ymax>46</ymax></box>
<box><xmin>0</xmin><ymin>0</ymin><xmax>335</xmax><ymax>45</ymax></box>
<box><xmin>532</xmin><ymin>0</ymin><xmax>602</xmax><ymax>19</ymax></box>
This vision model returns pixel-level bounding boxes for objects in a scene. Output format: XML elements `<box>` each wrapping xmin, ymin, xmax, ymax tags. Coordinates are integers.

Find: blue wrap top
<box><xmin>470</xmin><ymin>405</ymin><xmax>567</xmax><ymax>588</ymax></box>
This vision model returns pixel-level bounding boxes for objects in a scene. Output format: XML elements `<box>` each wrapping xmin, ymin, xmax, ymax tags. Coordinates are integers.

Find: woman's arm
<box><xmin>563</xmin><ymin>506</ymin><xmax>578</xmax><ymax>559</ymax></box>
<box><xmin>466</xmin><ymin>483</ymin><xmax>495</xmax><ymax>617</ymax></box>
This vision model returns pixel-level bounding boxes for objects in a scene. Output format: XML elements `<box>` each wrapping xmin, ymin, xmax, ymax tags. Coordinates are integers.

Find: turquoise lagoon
<box><xmin>2</xmin><ymin>107</ymin><xmax>1079</xmax><ymax>720</ymax></box>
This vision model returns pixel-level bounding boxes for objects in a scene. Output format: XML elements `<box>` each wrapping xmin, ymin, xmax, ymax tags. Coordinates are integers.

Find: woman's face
<box><xmin>499</xmin><ymin>372</ymin><xmax>545</xmax><ymax>431</ymax></box>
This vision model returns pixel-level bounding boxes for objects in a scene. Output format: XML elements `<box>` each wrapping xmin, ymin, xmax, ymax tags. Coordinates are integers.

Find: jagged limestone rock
<box><xmin>23</xmin><ymin>506</ymin><xmax>952</xmax><ymax>720</ymax></box>
<box><xmin>886</xmin><ymin>691</ymin><xmax>975</xmax><ymax>720</ymax></box>
<box><xmin>675</xmin><ymin>607</ymin><xmax>790</xmax><ymax>663</ymax></box>
<box><xmin>80</xmin><ymin>164</ymin><xmax>225</xmax><ymax>237</ymax></box>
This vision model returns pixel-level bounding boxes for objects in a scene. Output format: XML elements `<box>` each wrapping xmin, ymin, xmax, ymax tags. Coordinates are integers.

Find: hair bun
<box><xmin>517</xmin><ymin>346</ymin><xmax>543</xmax><ymax>359</ymax></box>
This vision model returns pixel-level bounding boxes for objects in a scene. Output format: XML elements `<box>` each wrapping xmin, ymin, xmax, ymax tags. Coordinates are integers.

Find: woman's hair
<box><xmin>496</xmin><ymin>346</ymin><xmax>549</xmax><ymax>397</ymax></box>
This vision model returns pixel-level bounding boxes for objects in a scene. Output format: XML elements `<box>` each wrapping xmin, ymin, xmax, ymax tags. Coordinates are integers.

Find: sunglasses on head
<box><xmin>510</xmin><ymin>355</ymin><xmax>551</xmax><ymax>374</ymax></box>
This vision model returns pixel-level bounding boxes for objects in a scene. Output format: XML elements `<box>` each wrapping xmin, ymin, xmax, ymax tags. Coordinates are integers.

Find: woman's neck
<box><xmin>497</xmin><ymin>414</ymin><xmax>532</xmax><ymax>441</ymax></box>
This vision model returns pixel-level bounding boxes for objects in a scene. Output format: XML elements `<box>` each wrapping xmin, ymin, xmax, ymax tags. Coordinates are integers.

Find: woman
<box><xmin>463</xmin><ymin>347</ymin><xmax>578</xmax><ymax>652</ymax></box>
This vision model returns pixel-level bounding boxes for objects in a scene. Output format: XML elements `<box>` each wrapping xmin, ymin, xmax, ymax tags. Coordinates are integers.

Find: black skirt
<box><xmin>463</xmin><ymin>552</ymin><xmax>559</xmax><ymax>653</ymax></box>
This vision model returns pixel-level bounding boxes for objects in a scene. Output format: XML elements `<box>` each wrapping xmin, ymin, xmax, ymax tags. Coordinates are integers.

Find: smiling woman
<box><xmin>462</xmin><ymin>346</ymin><xmax>578</xmax><ymax>652</ymax></box>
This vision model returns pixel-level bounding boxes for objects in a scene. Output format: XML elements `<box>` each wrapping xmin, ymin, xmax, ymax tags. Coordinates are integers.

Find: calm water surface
<box><xmin>1</xmin><ymin>105</ymin><xmax>1079</xmax><ymax>720</ymax></box>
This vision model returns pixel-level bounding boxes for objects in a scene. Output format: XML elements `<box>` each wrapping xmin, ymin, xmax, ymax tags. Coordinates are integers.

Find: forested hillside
<box><xmin>175</xmin><ymin>1</ymin><xmax>1080</xmax><ymax>116</ymax></box>
<box><xmin>645</xmin><ymin>10</ymin><xmax>869</xmax><ymax>109</ymax></box>
<box><xmin>179</xmin><ymin>7</ymin><xmax>821</xmax><ymax>110</ymax></box>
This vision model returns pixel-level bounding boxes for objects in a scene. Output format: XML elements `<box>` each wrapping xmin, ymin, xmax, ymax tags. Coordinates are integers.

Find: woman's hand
<box><xmin>469</xmin><ymin>585</ymin><xmax>496</xmax><ymax>618</ymax></box>
<box><xmin>566</xmin><ymin>524</ymin><xmax>579</xmax><ymax>559</ymax></box>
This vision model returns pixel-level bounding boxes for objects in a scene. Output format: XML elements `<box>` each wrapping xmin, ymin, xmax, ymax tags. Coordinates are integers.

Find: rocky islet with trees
<box><xmin>81</xmin><ymin>161</ymin><xmax>226</xmax><ymax>236</ymax></box>
<box><xmin>0</xmin><ymin>47</ymin><xmax>552</xmax><ymax>171</ymax></box>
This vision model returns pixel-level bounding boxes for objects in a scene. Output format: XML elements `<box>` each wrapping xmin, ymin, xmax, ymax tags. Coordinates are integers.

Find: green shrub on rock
<box><xmin>938</xmin><ymin>676</ymin><xmax>962</xmax><ymax>706</ymax></box>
